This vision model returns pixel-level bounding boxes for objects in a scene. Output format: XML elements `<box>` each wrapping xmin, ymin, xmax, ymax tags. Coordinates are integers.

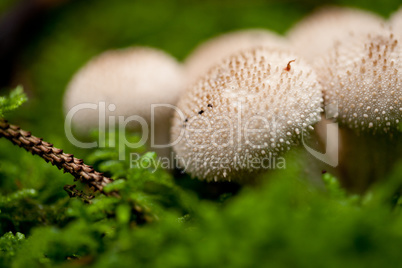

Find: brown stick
<box><xmin>0</xmin><ymin>118</ymin><xmax>116</xmax><ymax>196</ymax></box>
<box><xmin>0</xmin><ymin>118</ymin><xmax>155</xmax><ymax>223</ymax></box>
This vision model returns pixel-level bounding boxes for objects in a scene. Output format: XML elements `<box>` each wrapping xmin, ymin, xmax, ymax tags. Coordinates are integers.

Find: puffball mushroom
<box><xmin>64</xmin><ymin>47</ymin><xmax>184</xmax><ymax>158</ymax></box>
<box><xmin>184</xmin><ymin>29</ymin><xmax>288</xmax><ymax>86</ymax></box>
<box><xmin>317</xmin><ymin>30</ymin><xmax>402</xmax><ymax>133</ymax></box>
<box><xmin>287</xmin><ymin>6</ymin><xmax>385</xmax><ymax>62</ymax></box>
<box><xmin>314</xmin><ymin>29</ymin><xmax>402</xmax><ymax>191</ymax></box>
<box><xmin>171</xmin><ymin>47</ymin><xmax>323</xmax><ymax>182</ymax></box>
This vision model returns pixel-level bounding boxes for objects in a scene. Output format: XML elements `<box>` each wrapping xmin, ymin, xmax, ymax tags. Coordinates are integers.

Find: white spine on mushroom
<box><xmin>64</xmin><ymin>47</ymin><xmax>184</xmax><ymax>157</ymax></box>
<box><xmin>315</xmin><ymin>29</ymin><xmax>402</xmax><ymax>133</ymax></box>
<box><xmin>287</xmin><ymin>6</ymin><xmax>385</xmax><ymax>62</ymax></box>
<box><xmin>184</xmin><ymin>29</ymin><xmax>288</xmax><ymax>86</ymax></box>
<box><xmin>171</xmin><ymin>47</ymin><xmax>323</xmax><ymax>182</ymax></box>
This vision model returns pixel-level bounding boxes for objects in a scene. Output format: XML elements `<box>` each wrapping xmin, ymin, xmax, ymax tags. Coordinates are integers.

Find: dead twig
<box><xmin>0</xmin><ymin>118</ymin><xmax>116</xmax><ymax>196</ymax></box>
<box><xmin>0</xmin><ymin>118</ymin><xmax>155</xmax><ymax>224</ymax></box>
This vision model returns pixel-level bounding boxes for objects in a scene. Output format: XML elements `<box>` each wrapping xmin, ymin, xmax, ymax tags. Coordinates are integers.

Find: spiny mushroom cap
<box><xmin>315</xmin><ymin>30</ymin><xmax>402</xmax><ymax>133</ymax></box>
<box><xmin>184</xmin><ymin>29</ymin><xmax>288</xmax><ymax>86</ymax></box>
<box><xmin>287</xmin><ymin>6</ymin><xmax>385</xmax><ymax>62</ymax></box>
<box><xmin>64</xmin><ymin>47</ymin><xmax>184</xmax><ymax>133</ymax></box>
<box><xmin>171</xmin><ymin>47</ymin><xmax>323</xmax><ymax>182</ymax></box>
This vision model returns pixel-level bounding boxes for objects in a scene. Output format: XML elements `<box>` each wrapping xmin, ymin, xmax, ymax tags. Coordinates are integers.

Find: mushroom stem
<box><xmin>336</xmin><ymin>129</ymin><xmax>402</xmax><ymax>192</ymax></box>
<box><xmin>314</xmin><ymin>118</ymin><xmax>402</xmax><ymax>192</ymax></box>
<box><xmin>0</xmin><ymin>118</ymin><xmax>116</xmax><ymax>196</ymax></box>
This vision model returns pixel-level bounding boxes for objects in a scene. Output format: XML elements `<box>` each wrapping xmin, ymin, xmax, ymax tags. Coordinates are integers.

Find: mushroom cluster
<box><xmin>64</xmin><ymin>6</ymin><xmax>402</xmax><ymax>189</ymax></box>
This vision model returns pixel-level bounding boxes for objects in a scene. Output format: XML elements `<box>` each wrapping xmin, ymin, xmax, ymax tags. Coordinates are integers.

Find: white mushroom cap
<box><xmin>315</xmin><ymin>29</ymin><xmax>402</xmax><ymax>133</ymax></box>
<box><xmin>171</xmin><ymin>47</ymin><xmax>323</xmax><ymax>182</ymax></box>
<box><xmin>287</xmin><ymin>6</ymin><xmax>385</xmax><ymax>62</ymax></box>
<box><xmin>184</xmin><ymin>29</ymin><xmax>288</xmax><ymax>86</ymax></box>
<box><xmin>390</xmin><ymin>7</ymin><xmax>402</xmax><ymax>36</ymax></box>
<box><xmin>64</xmin><ymin>47</ymin><xmax>185</xmax><ymax>156</ymax></box>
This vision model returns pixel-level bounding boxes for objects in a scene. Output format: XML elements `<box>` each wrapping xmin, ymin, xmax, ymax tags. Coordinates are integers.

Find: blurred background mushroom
<box><xmin>64</xmin><ymin>47</ymin><xmax>184</xmax><ymax>158</ymax></box>
<box><xmin>286</xmin><ymin>6</ymin><xmax>385</xmax><ymax>63</ymax></box>
<box><xmin>314</xmin><ymin>27</ymin><xmax>402</xmax><ymax>192</ymax></box>
<box><xmin>390</xmin><ymin>7</ymin><xmax>402</xmax><ymax>36</ymax></box>
<box><xmin>184</xmin><ymin>29</ymin><xmax>288</xmax><ymax>86</ymax></box>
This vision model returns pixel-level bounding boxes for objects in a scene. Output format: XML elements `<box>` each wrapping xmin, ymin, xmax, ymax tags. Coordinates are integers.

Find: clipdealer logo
<box><xmin>64</xmin><ymin>101</ymin><xmax>339</xmax><ymax>170</ymax></box>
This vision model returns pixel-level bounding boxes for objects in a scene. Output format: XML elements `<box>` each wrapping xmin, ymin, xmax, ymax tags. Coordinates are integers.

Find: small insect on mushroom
<box><xmin>284</xmin><ymin>60</ymin><xmax>296</xmax><ymax>71</ymax></box>
<box><xmin>171</xmin><ymin>47</ymin><xmax>323</xmax><ymax>182</ymax></box>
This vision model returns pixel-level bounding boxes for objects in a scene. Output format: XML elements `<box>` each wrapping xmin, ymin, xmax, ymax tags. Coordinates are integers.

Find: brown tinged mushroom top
<box><xmin>315</xmin><ymin>29</ymin><xmax>402</xmax><ymax>134</ymax></box>
<box><xmin>171</xmin><ymin>47</ymin><xmax>323</xmax><ymax>182</ymax></box>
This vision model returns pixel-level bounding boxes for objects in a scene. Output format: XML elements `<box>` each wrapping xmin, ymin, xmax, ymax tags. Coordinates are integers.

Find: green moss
<box><xmin>0</xmin><ymin>87</ymin><xmax>27</xmax><ymax>118</ymax></box>
<box><xmin>4</xmin><ymin>162</ymin><xmax>402</xmax><ymax>268</ymax></box>
<box><xmin>1</xmin><ymin>1</ymin><xmax>402</xmax><ymax>267</ymax></box>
